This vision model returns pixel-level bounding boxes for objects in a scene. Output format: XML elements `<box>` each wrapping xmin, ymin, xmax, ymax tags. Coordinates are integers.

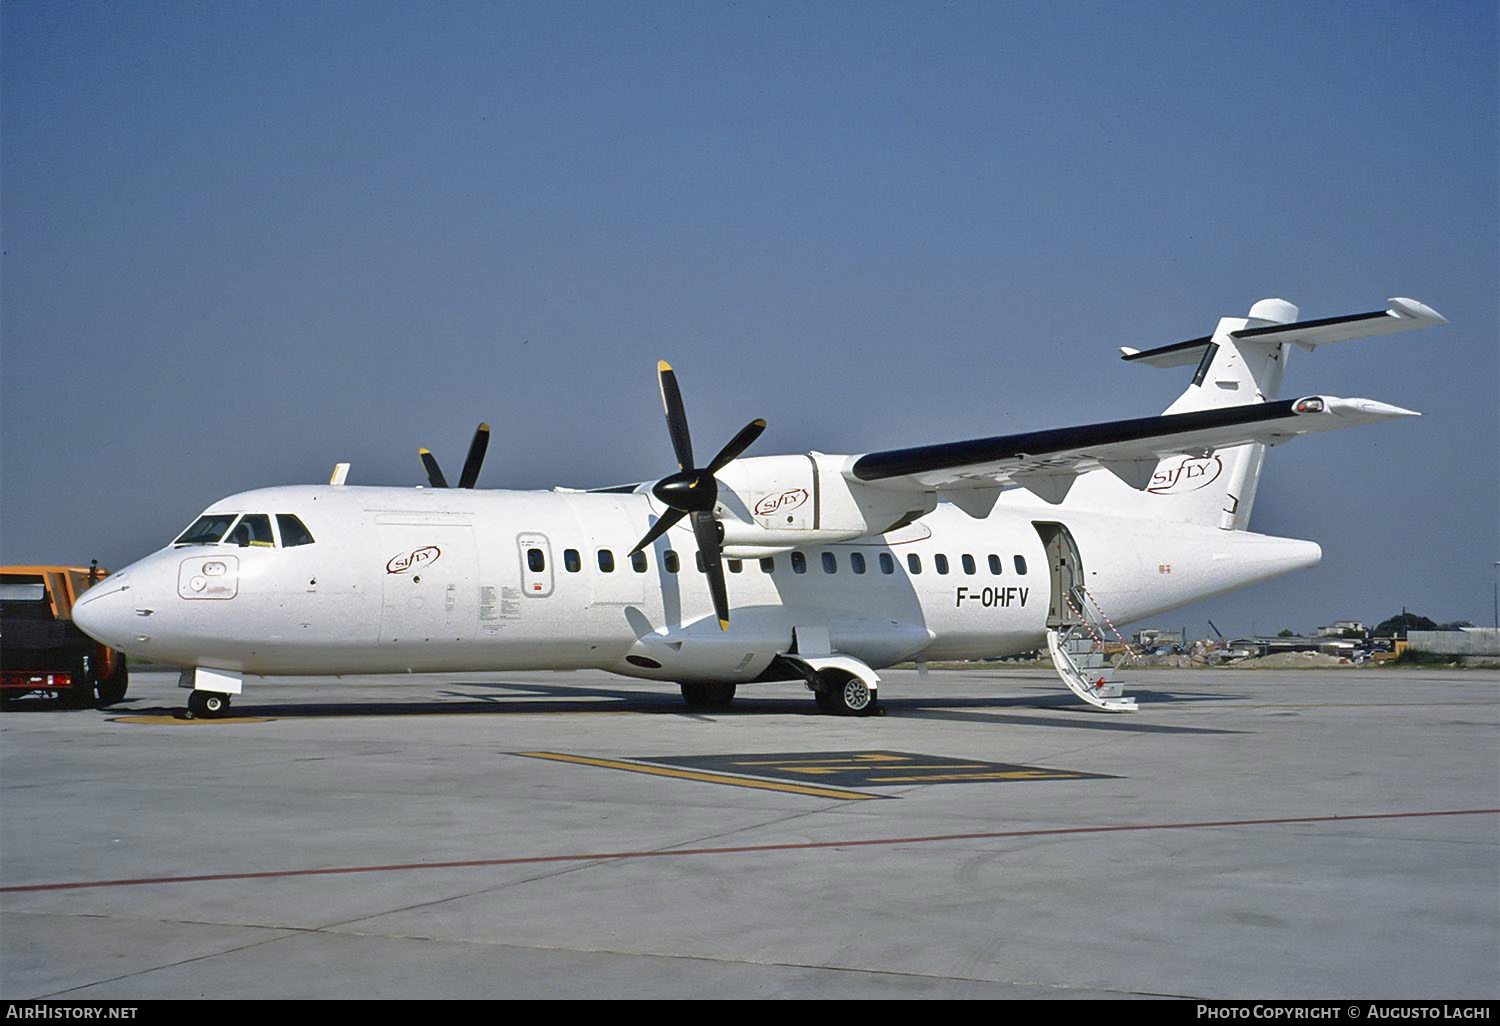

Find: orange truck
<box><xmin>0</xmin><ymin>565</ymin><xmax>127</xmax><ymax>708</ymax></box>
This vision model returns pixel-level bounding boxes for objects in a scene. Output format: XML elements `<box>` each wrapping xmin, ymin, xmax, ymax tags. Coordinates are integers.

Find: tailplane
<box><xmin>1116</xmin><ymin>297</ymin><xmax>1444</xmax><ymax>530</ymax></box>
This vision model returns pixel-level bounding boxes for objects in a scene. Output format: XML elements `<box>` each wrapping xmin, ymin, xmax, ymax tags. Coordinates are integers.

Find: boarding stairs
<box><xmin>1045</xmin><ymin>586</ymin><xmax>1139</xmax><ymax>712</ymax></box>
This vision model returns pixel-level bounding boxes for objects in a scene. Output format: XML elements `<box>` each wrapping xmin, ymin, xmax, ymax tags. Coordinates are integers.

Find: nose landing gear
<box><xmin>187</xmin><ymin>690</ymin><xmax>232</xmax><ymax>718</ymax></box>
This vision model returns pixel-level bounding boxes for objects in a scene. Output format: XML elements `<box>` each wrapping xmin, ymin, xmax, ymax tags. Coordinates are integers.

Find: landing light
<box><xmin>1294</xmin><ymin>398</ymin><xmax>1325</xmax><ymax>414</ymax></box>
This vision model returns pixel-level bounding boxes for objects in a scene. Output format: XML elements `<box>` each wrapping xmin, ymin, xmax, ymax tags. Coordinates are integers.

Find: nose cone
<box><xmin>72</xmin><ymin>573</ymin><xmax>135</xmax><ymax>649</ymax></box>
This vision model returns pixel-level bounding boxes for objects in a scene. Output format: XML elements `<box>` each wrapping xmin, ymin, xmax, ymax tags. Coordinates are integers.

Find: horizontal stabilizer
<box><xmin>1120</xmin><ymin>297</ymin><xmax>1445</xmax><ymax>368</ymax></box>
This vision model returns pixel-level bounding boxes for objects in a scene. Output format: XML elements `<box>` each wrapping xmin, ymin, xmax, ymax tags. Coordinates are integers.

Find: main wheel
<box><xmin>817</xmin><ymin>674</ymin><xmax>876</xmax><ymax>716</ymax></box>
<box><xmin>189</xmin><ymin>691</ymin><xmax>231</xmax><ymax>718</ymax></box>
<box><xmin>679</xmin><ymin>682</ymin><xmax>736</xmax><ymax>708</ymax></box>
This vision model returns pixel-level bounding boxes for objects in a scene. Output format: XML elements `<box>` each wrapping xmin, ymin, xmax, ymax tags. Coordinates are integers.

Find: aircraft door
<box><xmin>517</xmin><ymin>533</ymin><xmax>554</xmax><ymax>598</ymax></box>
<box><xmin>1033</xmin><ymin>522</ymin><xmax>1085</xmax><ymax>628</ymax></box>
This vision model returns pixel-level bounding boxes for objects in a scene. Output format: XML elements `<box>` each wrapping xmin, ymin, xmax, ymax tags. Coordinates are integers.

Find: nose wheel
<box><xmin>188</xmin><ymin>691</ymin><xmax>232</xmax><ymax>719</ymax></box>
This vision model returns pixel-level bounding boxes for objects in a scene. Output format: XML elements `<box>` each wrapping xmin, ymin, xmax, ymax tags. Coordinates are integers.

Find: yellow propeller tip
<box><xmin>718</xmin><ymin>619</ymin><xmax>730</xmax><ymax>632</ymax></box>
<box><xmin>753</xmin><ymin>418</ymin><xmax>767</xmax><ymax>428</ymax></box>
<box><xmin>658</xmin><ymin>360</ymin><xmax>673</xmax><ymax>372</ymax></box>
<box><xmin>477</xmin><ymin>423</ymin><xmax>490</xmax><ymax>432</ymax></box>
<box><xmin>418</xmin><ymin>448</ymin><xmax>432</xmax><ymax>455</ymax></box>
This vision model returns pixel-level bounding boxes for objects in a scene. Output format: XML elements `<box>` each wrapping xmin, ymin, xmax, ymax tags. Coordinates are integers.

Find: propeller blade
<box><xmin>692</xmin><ymin>511</ymin><xmax>730</xmax><ymax>631</ymax></box>
<box><xmin>656</xmin><ymin>361</ymin><xmax>694</xmax><ymax>471</ymax></box>
<box><xmin>458</xmin><ymin>422</ymin><xmax>490</xmax><ymax>489</ymax></box>
<box><xmin>629</xmin><ymin>507</ymin><xmax>687</xmax><ymax>556</ymax></box>
<box><xmin>706</xmin><ymin>418</ymin><xmax>767</xmax><ymax>476</ymax></box>
<box><xmin>419</xmin><ymin>449</ymin><xmax>449</xmax><ymax>489</ymax></box>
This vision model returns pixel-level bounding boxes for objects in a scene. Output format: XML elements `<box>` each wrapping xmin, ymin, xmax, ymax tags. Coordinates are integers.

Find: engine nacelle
<box><xmin>712</xmin><ymin>454</ymin><xmax>936</xmax><ymax>553</ymax></box>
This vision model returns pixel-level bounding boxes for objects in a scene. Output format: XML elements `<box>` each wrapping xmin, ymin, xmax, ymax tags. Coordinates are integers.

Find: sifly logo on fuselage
<box><xmin>386</xmin><ymin>545</ymin><xmax>441</xmax><ymax>575</ymax></box>
<box><xmin>754</xmin><ymin>488</ymin><xmax>810</xmax><ymax>517</ymax></box>
<box><xmin>1147</xmin><ymin>454</ymin><xmax>1223</xmax><ymax>494</ymax></box>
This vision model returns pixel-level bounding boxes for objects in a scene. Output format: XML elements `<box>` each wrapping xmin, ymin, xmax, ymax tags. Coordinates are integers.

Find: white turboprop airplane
<box><xmin>73</xmin><ymin>297</ymin><xmax>1444</xmax><ymax>718</ymax></box>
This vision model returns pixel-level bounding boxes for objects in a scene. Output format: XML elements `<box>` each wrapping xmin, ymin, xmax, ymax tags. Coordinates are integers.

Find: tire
<box><xmin>96</xmin><ymin>659</ymin><xmax>128</xmax><ymax>706</ymax></box>
<box><xmin>189</xmin><ymin>691</ymin><xmax>230</xmax><ymax>718</ymax></box>
<box><xmin>679</xmin><ymin>682</ymin><xmax>736</xmax><ymax>708</ymax></box>
<box><xmin>819</xmin><ymin>673</ymin><xmax>876</xmax><ymax>716</ymax></box>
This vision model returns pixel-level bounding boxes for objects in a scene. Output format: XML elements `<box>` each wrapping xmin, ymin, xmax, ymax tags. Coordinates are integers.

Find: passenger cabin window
<box><xmin>597</xmin><ymin>550</ymin><xmax>615</xmax><ymax>573</ymax></box>
<box><xmin>228</xmin><ymin>514</ymin><xmax>274</xmax><ymax>548</ymax></box>
<box><xmin>759</xmin><ymin>557</ymin><xmax>775</xmax><ymax>573</ymax></box>
<box><xmin>564</xmin><ymin>549</ymin><xmax>581</xmax><ymax>573</ymax></box>
<box><xmin>820</xmin><ymin>552</ymin><xmax>836</xmax><ymax>574</ymax></box>
<box><xmin>174</xmin><ymin>514</ymin><xmax>238</xmax><ymax>546</ymax></box>
<box><xmin>527</xmin><ymin>548</ymin><xmax>545</xmax><ymax>572</ymax></box>
<box><xmin>934</xmin><ymin>554</ymin><xmax>950</xmax><ymax>575</ymax></box>
<box><xmin>850</xmin><ymin>552</ymin><xmax>866</xmax><ymax>575</ymax></box>
<box><xmin>276</xmin><ymin>514</ymin><xmax>315</xmax><ymax>547</ymax></box>
<box><xmin>791</xmin><ymin>552</ymin><xmax>807</xmax><ymax>574</ymax></box>
<box><xmin>1014</xmin><ymin>555</ymin><xmax>1028</xmax><ymax>575</ymax></box>
<box><xmin>631</xmin><ymin>551</ymin><xmax>648</xmax><ymax>573</ymax></box>
<box><xmin>907</xmin><ymin>554</ymin><xmax>922</xmax><ymax>574</ymax></box>
<box><xmin>988</xmin><ymin>554</ymin><xmax>1002</xmax><ymax>575</ymax></box>
<box><xmin>961</xmin><ymin>554</ymin><xmax>976</xmax><ymax>575</ymax></box>
<box><xmin>728</xmin><ymin>559</ymin><xmax>743</xmax><ymax>574</ymax></box>
<box><xmin>879</xmin><ymin>553</ymin><xmax>895</xmax><ymax>575</ymax></box>
<box><xmin>664</xmin><ymin>551</ymin><xmax>680</xmax><ymax>573</ymax></box>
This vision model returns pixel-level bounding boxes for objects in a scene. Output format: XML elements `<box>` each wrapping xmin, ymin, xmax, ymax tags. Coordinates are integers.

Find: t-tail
<box><xmin>1116</xmin><ymin>296</ymin><xmax>1445</xmax><ymax>530</ymax></box>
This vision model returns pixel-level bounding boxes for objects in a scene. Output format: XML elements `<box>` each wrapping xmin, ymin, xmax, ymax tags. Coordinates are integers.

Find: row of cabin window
<box><xmin>528</xmin><ymin>548</ymin><xmax>1028</xmax><ymax>577</ymax></box>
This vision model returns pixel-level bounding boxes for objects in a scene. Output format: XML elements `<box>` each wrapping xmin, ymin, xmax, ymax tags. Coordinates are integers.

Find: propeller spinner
<box><xmin>629</xmin><ymin>361</ymin><xmax>765</xmax><ymax>631</ymax></box>
<box><xmin>419</xmin><ymin>422</ymin><xmax>491</xmax><ymax>489</ymax></box>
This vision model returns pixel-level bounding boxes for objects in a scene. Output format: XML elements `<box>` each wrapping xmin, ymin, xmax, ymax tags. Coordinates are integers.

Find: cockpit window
<box><xmin>174</xmin><ymin>514</ymin><xmax>238</xmax><ymax>546</ymax></box>
<box><xmin>276</xmin><ymin>514</ymin><xmax>315</xmax><ymax>547</ymax></box>
<box><xmin>227</xmin><ymin>514</ymin><xmax>275</xmax><ymax>547</ymax></box>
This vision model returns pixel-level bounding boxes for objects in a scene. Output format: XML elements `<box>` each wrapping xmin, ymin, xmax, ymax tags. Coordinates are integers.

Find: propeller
<box><xmin>419</xmin><ymin>422</ymin><xmax>491</xmax><ymax>489</ymax></box>
<box><xmin>629</xmin><ymin>362</ymin><xmax>765</xmax><ymax>631</ymax></box>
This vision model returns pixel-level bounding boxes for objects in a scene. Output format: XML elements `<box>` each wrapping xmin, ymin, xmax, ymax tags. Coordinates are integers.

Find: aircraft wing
<box><xmin>846</xmin><ymin>395</ymin><xmax>1416</xmax><ymax>497</ymax></box>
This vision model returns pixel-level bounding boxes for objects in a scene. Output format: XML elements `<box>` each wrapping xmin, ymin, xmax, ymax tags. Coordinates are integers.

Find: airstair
<box><xmin>1045</xmin><ymin>585</ymin><xmax>1139</xmax><ymax>712</ymax></box>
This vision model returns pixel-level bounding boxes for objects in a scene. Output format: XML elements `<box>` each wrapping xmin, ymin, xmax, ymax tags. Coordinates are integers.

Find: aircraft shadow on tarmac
<box><xmin>96</xmin><ymin>678</ymin><xmax>1249</xmax><ymax>735</ymax></box>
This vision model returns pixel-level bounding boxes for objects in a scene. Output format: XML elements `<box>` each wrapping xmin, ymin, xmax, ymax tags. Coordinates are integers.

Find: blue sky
<box><xmin>3</xmin><ymin>0</ymin><xmax>1496</xmax><ymax>637</ymax></box>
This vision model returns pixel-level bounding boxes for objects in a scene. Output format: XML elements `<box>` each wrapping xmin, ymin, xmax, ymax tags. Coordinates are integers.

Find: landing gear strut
<box><xmin>188</xmin><ymin>691</ymin><xmax>231</xmax><ymax>719</ymax></box>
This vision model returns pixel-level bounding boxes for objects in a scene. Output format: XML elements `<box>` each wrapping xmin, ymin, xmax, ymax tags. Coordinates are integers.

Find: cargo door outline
<box><xmin>378</xmin><ymin>523</ymin><xmax>479</xmax><ymax>645</ymax></box>
<box><xmin>518</xmin><ymin>533</ymin><xmax>554</xmax><ymax>597</ymax></box>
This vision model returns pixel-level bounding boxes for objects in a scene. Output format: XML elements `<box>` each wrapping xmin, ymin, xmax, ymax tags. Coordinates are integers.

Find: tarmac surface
<box><xmin>1</xmin><ymin>666</ymin><xmax>1496</xmax><ymax>1000</ymax></box>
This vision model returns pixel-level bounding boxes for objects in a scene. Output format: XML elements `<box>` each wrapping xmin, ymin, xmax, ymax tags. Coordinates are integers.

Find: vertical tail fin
<box><xmin>1157</xmin><ymin>298</ymin><xmax>1297</xmax><ymax>529</ymax></box>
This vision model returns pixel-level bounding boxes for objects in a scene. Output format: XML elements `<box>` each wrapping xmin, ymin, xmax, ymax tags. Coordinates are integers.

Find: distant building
<box><xmin>1229</xmin><ymin>635</ymin><xmax>1360</xmax><ymax>659</ymax></box>
<box><xmin>1407</xmin><ymin>629</ymin><xmax>1500</xmax><ymax>658</ymax></box>
<box><xmin>1316</xmin><ymin>620</ymin><xmax>1366</xmax><ymax>637</ymax></box>
<box><xmin>1134</xmin><ymin>628</ymin><xmax>1184</xmax><ymax>648</ymax></box>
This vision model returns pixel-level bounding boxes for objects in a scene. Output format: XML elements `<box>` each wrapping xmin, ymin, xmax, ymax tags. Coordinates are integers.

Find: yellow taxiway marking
<box><xmin>111</xmin><ymin>716</ymin><xmax>276</xmax><ymax>725</ymax></box>
<box><xmin>515</xmin><ymin>751</ymin><xmax>881</xmax><ymax>801</ymax></box>
<box><xmin>772</xmin><ymin>762</ymin><xmax>992</xmax><ymax>776</ymax></box>
<box><xmin>731</xmin><ymin>754</ymin><xmax>909</xmax><ymax>766</ymax></box>
<box><xmin>868</xmin><ymin>770</ymin><xmax>1076</xmax><ymax>782</ymax></box>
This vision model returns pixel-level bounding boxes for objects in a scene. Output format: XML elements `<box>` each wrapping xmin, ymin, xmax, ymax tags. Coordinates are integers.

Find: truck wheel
<box><xmin>96</xmin><ymin>660</ymin><xmax>129</xmax><ymax>706</ymax></box>
<box><xmin>62</xmin><ymin>677</ymin><xmax>96</xmax><ymax>709</ymax></box>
